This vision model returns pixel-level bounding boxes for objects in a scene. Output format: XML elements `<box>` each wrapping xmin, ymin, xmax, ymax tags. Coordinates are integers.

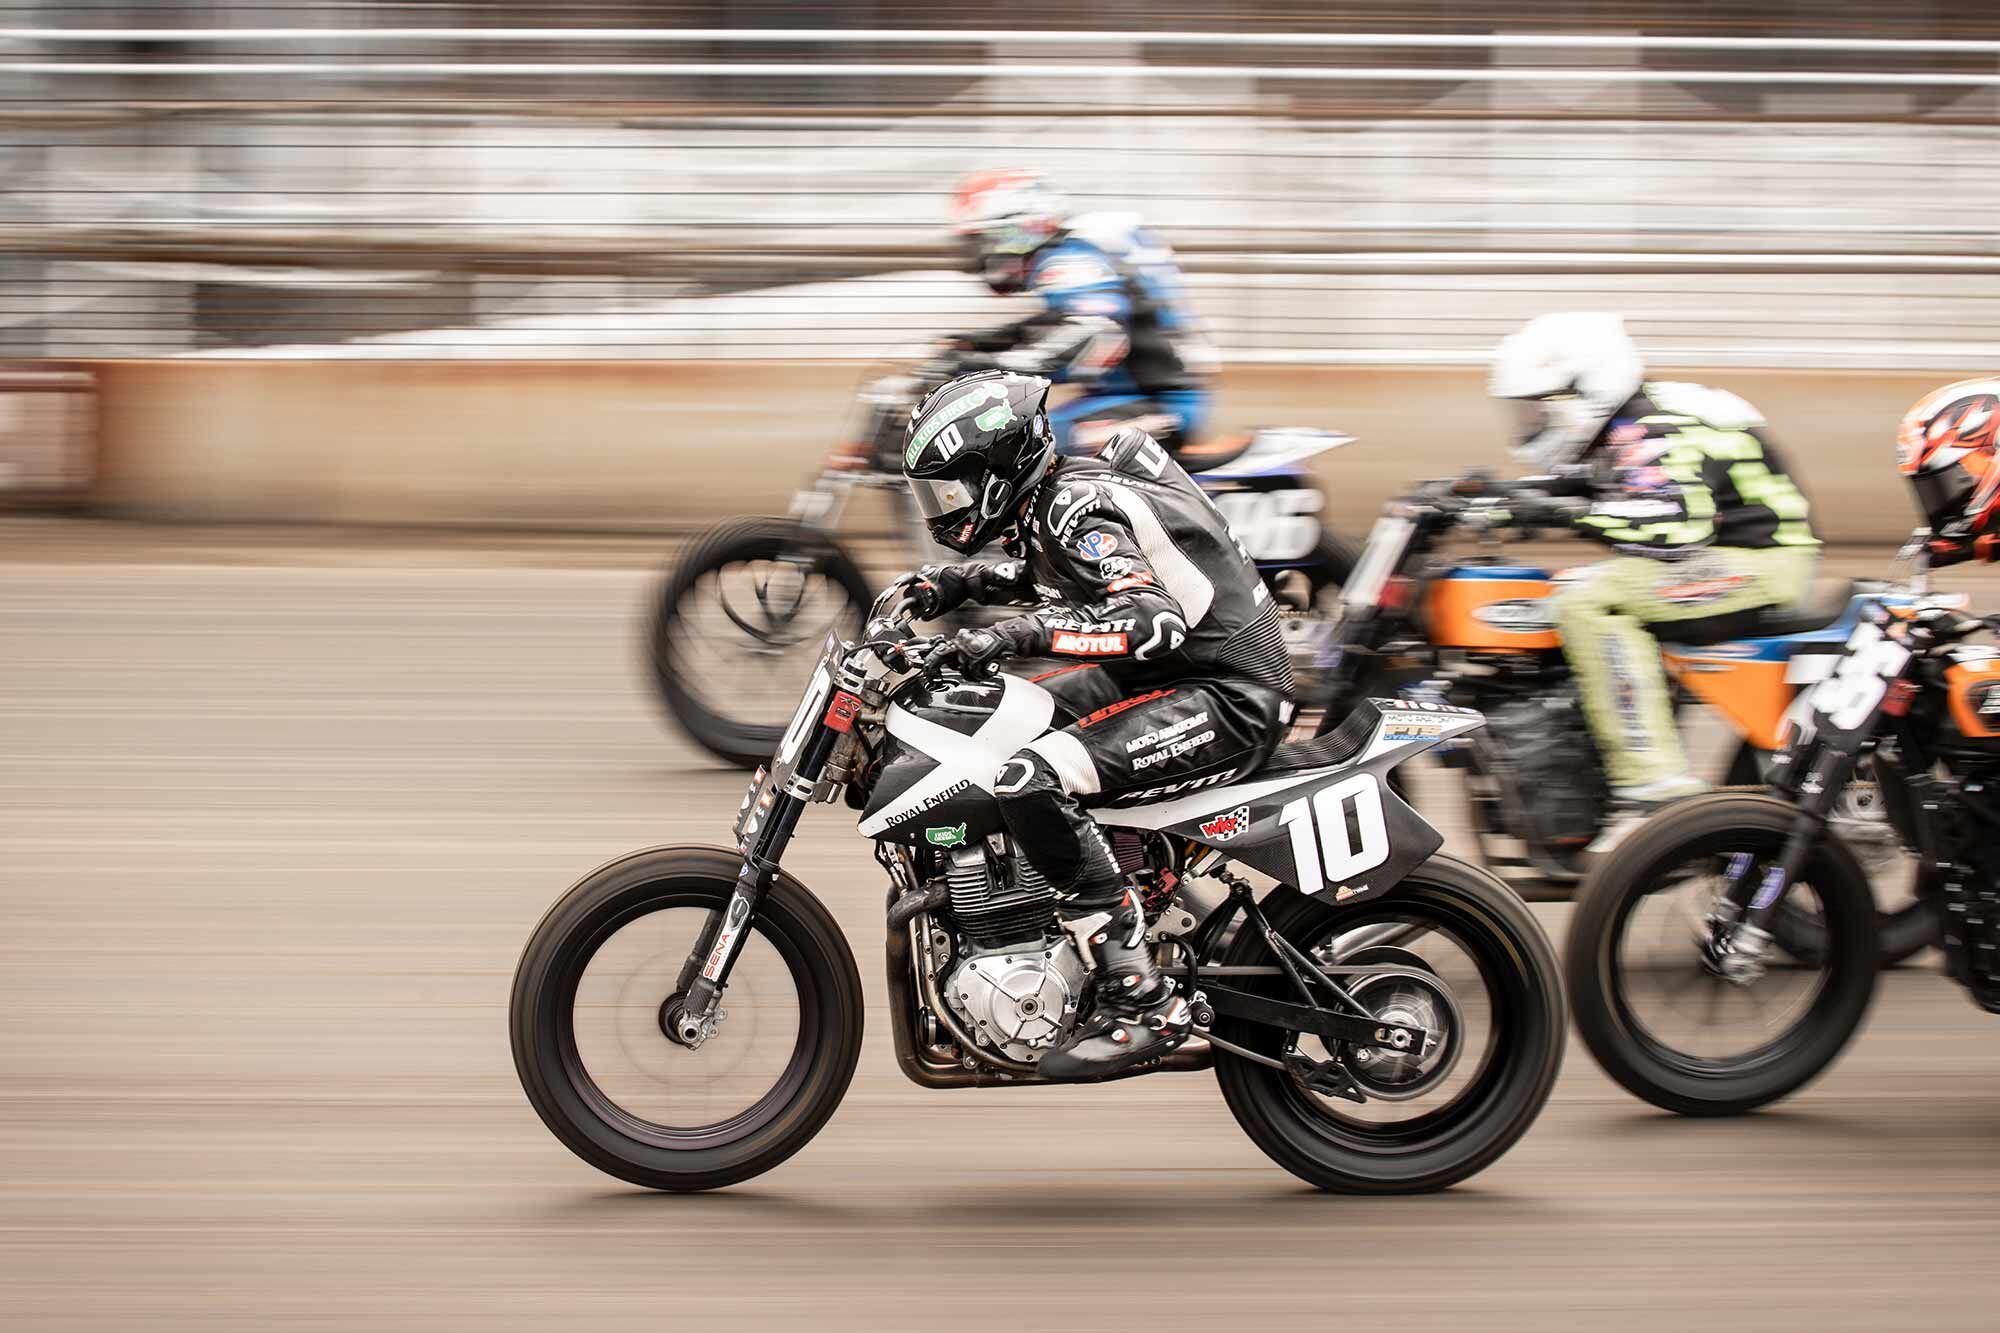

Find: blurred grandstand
<box><xmin>0</xmin><ymin>2</ymin><xmax>1996</xmax><ymax>366</ymax></box>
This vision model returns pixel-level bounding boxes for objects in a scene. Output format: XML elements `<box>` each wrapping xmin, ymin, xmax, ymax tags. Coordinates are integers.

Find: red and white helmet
<box><xmin>1897</xmin><ymin>377</ymin><xmax>2000</xmax><ymax>538</ymax></box>
<box><xmin>949</xmin><ymin>169</ymin><xmax>1068</xmax><ymax>294</ymax></box>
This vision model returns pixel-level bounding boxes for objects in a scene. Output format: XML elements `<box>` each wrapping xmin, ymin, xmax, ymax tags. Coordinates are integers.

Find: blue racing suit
<box><xmin>954</xmin><ymin>213</ymin><xmax>1217</xmax><ymax>456</ymax></box>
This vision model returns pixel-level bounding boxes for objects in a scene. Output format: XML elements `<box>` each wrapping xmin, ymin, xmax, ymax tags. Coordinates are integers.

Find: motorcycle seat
<box><xmin>1257</xmin><ymin>699</ymin><xmax>1380</xmax><ymax>777</ymax></box>
<box><xmin>1172</xmin><ymin>432</ymin><xmax>1258</xmax><ymax>474</ymax></box>
<box><xmin>1655</xmin><ymin>578</ymin><xmax>1859</xmax><ymax>648</ymax></box>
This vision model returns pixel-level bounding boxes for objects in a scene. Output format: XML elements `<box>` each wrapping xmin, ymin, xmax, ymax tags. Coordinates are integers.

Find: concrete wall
<box><xmin>90</xmin><ymin>359</ymin><xmax>1976</xmax><ymax>541</ymax></box>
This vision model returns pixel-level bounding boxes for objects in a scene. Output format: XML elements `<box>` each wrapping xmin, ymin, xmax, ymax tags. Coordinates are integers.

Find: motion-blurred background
<box><xmin>3</xmin><ymin>1</ymin><xmax>1997</xmax><ymax>534</ymax></box>
<box><xmin>7</xmin><ymin>8</ymin><xmax>2000</xmax><ymax>1331</ymax></box>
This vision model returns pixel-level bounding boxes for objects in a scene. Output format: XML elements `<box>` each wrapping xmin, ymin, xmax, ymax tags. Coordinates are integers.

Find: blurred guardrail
<box><xmin>1</xmin><ymin>19</ymin><xmax>1994</xmax><ymax>529</ymax></box>
<box><xmin>5</xmin><ymin>24</ymin><xmax>2000</xmax><ymax>366</ymax></box>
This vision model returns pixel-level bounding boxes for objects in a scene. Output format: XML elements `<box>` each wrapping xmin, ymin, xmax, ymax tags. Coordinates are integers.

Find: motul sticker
<box><xmin>1108</xmin><ymin>573</ymin><xmax>1155</xmax><ymax>592</ymax></box>
<box><xmin>1052</xmin><ymin>630</ymin><xmax>1129</xmax><ymax>656</ymax></box>
<box><xmin>1199</xmin><ymin>805</ymin><xmax>1251</xmax><ymax>841</ymax></box>
<box><xmin>823</xmin><ymin>690</ymin><xmax>863</xmax><ymax>732</ymax></box>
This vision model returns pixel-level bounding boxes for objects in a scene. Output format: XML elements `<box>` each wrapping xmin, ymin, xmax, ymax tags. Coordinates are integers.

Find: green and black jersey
<box><xmin>1573</xmin><ymin>380</ymin><xmax>1821</xmax><ymax>557</ymax></box>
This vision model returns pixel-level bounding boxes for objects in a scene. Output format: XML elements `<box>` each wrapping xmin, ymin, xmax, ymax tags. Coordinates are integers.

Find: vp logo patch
<box><xmin>1075</xmin><ymin>530</ymin><xmax>1119</xmax><ymax>562</ymax></box>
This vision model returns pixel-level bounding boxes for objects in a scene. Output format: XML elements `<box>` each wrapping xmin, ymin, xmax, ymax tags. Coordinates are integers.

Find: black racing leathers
<box><xmin>916</xmin><ymin>427</ymin><xmax>1291</xmax><ymax>907</ymax></box>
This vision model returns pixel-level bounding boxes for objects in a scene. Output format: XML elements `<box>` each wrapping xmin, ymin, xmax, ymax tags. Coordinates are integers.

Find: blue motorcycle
<box><xmin>649</xmin><ymin>362</ymin><xmax>1359</xmax><ymax>769</ymax></box>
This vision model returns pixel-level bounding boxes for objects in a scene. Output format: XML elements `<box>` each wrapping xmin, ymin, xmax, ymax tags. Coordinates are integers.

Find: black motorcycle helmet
<box><xmin>902</xmin><ymin>371</ymin><xmax>1055</xmax><ymax>554</ymax></box>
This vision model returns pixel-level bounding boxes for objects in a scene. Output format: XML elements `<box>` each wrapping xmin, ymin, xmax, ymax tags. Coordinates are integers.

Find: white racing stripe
<box><xmin>1102</xmin><ymin>482</ymin><xmax>1215</xmax><ymax>626</ymax></box>
<box><xmin>856</xmin><ymin>675</ymin><xmax>1056</xmax><ymax>837</ymax></box>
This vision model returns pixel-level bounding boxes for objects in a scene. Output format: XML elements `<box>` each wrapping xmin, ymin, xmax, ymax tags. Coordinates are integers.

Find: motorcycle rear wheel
<box><xmin>1212</xmin><ymin>856</ymin><xmax>1564</xmax><ymax>1193</ymax></box>
<box><xmin>511</xmin><ymin>845</ymin><xmax>864</xmax><ymax>1191</ymax></box>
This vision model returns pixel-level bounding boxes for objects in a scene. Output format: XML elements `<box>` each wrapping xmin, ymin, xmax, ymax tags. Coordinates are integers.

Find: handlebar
<box><xmin>857</xmin><ymin>587</ymin><xmax>973</xmax><ymax>683</ymax></box>
<box><xmin>1397</xmin><ymin>473</ymin><xmax>1587</xmax><ymax>531</ymax></box>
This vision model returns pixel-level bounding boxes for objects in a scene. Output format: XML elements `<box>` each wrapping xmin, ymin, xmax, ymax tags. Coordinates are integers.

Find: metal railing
<box><xmin>2</xmin><ymin>22</ymin><xmax>1998</xmax><ymax>364</ymax></box>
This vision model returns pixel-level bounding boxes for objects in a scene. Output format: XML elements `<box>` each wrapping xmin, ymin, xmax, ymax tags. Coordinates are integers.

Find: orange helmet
<box><xmin>1897</xmin><ymin>377</ymin><xmax>2000</xmax><ymax>538</ymax></box>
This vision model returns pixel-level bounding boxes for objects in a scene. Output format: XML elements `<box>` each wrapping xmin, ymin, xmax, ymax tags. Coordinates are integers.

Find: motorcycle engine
<box><xmin>1481</xmin><ymin>691</ymin><xmax>1608</xmax><ymax>853</ymax></box>
<box><xmin>936</xmin><ymin>846</ymin><xmax>1088</xmax><ymax>1063</ymax></box>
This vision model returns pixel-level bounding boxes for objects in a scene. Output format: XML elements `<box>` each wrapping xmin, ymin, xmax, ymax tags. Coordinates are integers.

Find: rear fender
<box><xmin>1097</xmin><ymin>699</ymin><xmax>1483</xmax><ymax>905</ymax></box>
<box><xmin>1196</xmin><ymin>427</ymin><xmax>1356</xmax><ymax>479</ymax></box>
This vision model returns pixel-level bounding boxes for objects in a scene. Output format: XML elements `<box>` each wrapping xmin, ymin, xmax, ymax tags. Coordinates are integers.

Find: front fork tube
<box><xmin>671</xmin><ymin>709</ymin><xmax>848</xmax><ymax>1042</ymax></box>
<box><xmin>1712</xmin><ymin>751</ymin><xmax>1856</xmax><ymax>955</ymax></box>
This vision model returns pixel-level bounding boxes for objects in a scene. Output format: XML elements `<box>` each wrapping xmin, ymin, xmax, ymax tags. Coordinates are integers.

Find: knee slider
<box><xmin>993</xmin><ymin>749</ymin><xmax>1063</xmax><ymax>801</ymax></box>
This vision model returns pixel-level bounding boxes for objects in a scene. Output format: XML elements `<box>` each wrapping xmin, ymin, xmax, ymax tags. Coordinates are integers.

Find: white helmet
<box><xmin>1487</xmin><ymin>313</ymin><xmax>1645</xmax><ymax>470</ymax></box>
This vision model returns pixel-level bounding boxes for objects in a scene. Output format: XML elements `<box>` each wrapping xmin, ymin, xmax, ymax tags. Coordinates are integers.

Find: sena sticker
<box><xmin>1098</xmin><ymin>555</ymin><xmax>1135</xmax><ymax>578</ymax></box>
<box><xmin>1052</xmin><ymin>630</ymin><xmax>1129</xmax><ymax>656</ymax></box>
<box><xmin>1075</xmin><ymin>530</ymin><xmax>1119</xmax><ymax>561</ymax></box>
<box><xmin>1199</xmin><ymin>804</ymin><xmax>1251</xmax><ymax>842</ymax></box>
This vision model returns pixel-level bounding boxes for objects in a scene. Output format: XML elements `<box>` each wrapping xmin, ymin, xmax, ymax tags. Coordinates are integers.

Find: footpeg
<box><xmin>1284</xmin><ymin>1051</ymin><xmax>1366</xmax><ymax>1103</ymax></box>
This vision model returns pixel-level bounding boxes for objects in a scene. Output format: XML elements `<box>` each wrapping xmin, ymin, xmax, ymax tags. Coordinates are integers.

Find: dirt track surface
<box><xmin>5</xmin><ymin>530</ymin><xmax>2000</xmax><ymax>1331</ymax></box>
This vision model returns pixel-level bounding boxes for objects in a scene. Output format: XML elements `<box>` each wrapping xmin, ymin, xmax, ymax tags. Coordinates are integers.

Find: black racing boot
<box><xmin>1038</xmin><ymin>886</ymin><xmax>1191</xmax><ymax>1081</ymax></box>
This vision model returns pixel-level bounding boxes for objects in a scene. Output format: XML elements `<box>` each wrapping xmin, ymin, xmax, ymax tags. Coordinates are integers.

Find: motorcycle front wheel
<box><xmin>1212</xmin><ymin>856</ymin><xmax>1564</xmax><ymax>1193</ymax></box>
<box><xmin>649</xmin><ymin>517</ymin><xmax>873</xmax><ymax>769</ymax></box>
<box><xmin>511</xmin><ymin>845</ymin><xmax>864</xmax><ymax>1191</ymax></box>
<box><xmin>1565</xmin><ymin>792</ymin><xmax>1877</xmax><ymax>1116</ymax></box>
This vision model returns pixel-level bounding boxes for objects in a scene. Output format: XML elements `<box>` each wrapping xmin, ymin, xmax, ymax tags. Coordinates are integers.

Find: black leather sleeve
<box><xmin>1020</xmin><ymin>490</ymin><xmax>1189</xmax><ymax>662</ymax></box>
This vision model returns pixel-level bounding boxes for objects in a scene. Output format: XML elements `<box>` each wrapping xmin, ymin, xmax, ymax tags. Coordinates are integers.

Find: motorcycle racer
<box><xmin>1487</xmin><ymin>312</ymin><xmax>1822</xmax><ymax>808</ymax></box>
<box><xmin>942</xmin><ymin>169</ymin><xmax>1218</xmax><ymax>459</ymax></box>
<box><xmin>1897</xmin><ymin>377</ymin><xmax>2000</xmax><ymax>567</ymax></box>
<box><xmin>896</xmin><ymin>369</ymin><xmax>1292</xmax><ymax>1077</ymax></box>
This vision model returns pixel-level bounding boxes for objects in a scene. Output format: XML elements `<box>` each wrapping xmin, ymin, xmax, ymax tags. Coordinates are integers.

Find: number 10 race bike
<box><xmin>647</xmin><ymin>360</ymin><xmax>1359</xmax><ymax>769</ymax></box>
<box><xmin>512</xmin><ymin>586</ymin><xmax>1564</xmax><ymax>1192</ymax></box>
<box><xmin>1565</xmin><ymin>578</ymin><xmax>2000</xmax><ymax>1115</ymax></box>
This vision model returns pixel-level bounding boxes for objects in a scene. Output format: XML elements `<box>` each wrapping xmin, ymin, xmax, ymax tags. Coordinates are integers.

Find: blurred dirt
<box><xmin>3</xmin><ymin>535</ymin><xmax>1999</xmax><ymax>1331</ymax></box>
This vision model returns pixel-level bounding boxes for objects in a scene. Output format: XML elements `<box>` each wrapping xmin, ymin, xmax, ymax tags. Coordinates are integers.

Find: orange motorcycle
<box><xmin>1308</xmin><ymin>473</ymin><xmax>1934</xmax><ymax>961</ymax></box>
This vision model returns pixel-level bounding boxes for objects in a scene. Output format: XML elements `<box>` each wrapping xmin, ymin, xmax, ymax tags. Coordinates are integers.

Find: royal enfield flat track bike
<box><xmin>514</xmin><ymin>586</ymin><xmax>1564</xmax><ymax>1192</ymax></box>
<box><xmin>648</xmin><ymin>361</ymin><xmax>1359</xmax><ymax>768</ymax></box>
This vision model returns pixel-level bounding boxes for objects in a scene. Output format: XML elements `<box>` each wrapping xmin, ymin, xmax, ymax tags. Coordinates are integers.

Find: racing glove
<box><xmin>1925</xmin><ymin>527</ymin><xmax>2000</xmax><ymax>568</ymax></box>
<box><xmin>894</xmin><ymin>562</ymin><xmax>1031</xmax><ymax>619</ymax></box>
<box><xmin>950</xmin><ymin>617</ymin><xmax>1042</xmax><ymax>677</ymax></box>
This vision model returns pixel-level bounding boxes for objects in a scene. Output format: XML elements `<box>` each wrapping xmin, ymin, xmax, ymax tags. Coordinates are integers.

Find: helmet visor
<box><xmin>1505</xmin><ymin>398</ymin><xmax>1556</xmax><ymax>451</ymax></box>
<box><xmin>909</xmin><ymin>474</ymin><xmax>979</xmax><ymax>524</ymax></box>
<box><xmin>1911</xmin><ymin>465</ymin><xmax>1975</xmax><ymax>525</ymax></box>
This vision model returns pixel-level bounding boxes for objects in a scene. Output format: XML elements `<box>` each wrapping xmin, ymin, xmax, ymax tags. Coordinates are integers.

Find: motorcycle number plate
<box><xmin>1805</xmin><ymin>620</ymin><xmax>1911</xmax><ymax>734</ymax></box>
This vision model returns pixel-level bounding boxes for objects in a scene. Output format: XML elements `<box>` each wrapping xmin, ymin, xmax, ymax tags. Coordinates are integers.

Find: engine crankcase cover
<box><xmin>943</xmin><ymin>941</ymin><xmax>1088</xmax><ymax>1063</ymax></box>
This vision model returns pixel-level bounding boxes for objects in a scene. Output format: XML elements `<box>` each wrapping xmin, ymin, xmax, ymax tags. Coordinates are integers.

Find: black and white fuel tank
<box><xmin>857</xmin><ymin>673</ymin><xmax>1058</xmax><ymax>848</ymax></box>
